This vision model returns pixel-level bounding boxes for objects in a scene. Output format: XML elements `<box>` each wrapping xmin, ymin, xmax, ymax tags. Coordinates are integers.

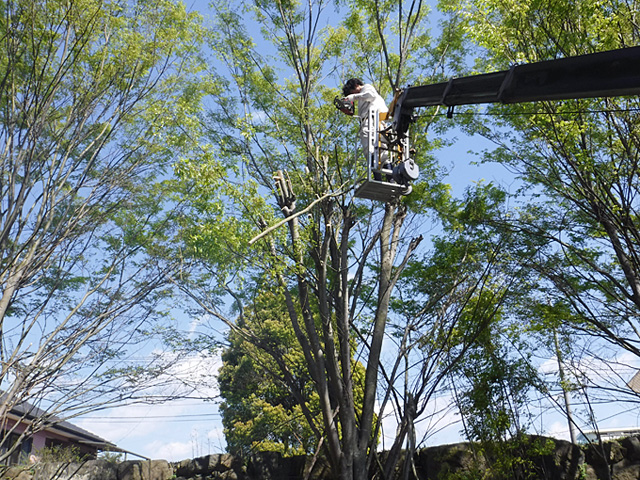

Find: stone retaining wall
<box><xmin>5</xmin><ymin>435</ymin><xmax>640</xmax><ymax>480</ymax></box>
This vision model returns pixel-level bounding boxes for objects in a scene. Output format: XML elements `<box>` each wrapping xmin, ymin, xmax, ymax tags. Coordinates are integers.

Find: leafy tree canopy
<box><xmin>0</xmin><ymin>0</ymin><xmax>213</xmax><ymax>461</ymax></box>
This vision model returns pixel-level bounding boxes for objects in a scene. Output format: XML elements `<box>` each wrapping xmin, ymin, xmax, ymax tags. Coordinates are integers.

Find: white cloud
<box><xmin>545</xmin><ymin>420</ymin><xmax>572</xmax><ymax>441</ymax></box>
<box><xmin>75</xmin><ymin>351</ymin><xmax>226</xmax><ymax>461</ymax></box>
<box><xmin>144</xmin><ymin>438</ymin><xmax>194</xmax><ymax>462</ymax></box>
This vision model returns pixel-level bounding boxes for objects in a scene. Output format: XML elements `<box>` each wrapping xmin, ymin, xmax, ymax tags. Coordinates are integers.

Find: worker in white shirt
<box><xmin>341</xmin><ymin>78</ymin><xmax>390</xmax><ymax>180</ymax></box>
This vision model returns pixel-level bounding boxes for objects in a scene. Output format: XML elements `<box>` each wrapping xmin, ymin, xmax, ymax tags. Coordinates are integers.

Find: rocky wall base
<box><xmin>5</xmin><ymin>435</ymin><xmax>640</xmax><ymax>480</ymax></box>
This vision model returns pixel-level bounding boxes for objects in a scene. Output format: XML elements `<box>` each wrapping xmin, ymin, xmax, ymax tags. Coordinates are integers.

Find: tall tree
<box><xmin>0</xmin><ymin>0</ymin><xmax>209</xmax><ymax>462</ymax></box>
<box><xmin>441</xmin><ymin>0</ymin><xmax>640</xmax><ymax>437</ymax></box>
<box><xmin>165</xmin><ymin>0</ymin><xmax>472</xmax><ymax>478</ymax></box>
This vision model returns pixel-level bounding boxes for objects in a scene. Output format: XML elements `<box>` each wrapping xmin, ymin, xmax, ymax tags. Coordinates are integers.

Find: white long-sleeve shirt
<box><xmin>346</xmin><ymin>84</ymin><xmax>388</xmax><ymax>123</ymax></box>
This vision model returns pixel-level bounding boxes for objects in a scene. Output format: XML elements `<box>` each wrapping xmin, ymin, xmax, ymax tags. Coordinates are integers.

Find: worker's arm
<box><xmin>345</xmin><ymin>84</ymin><xmax>377</xmax><ymax>103</ymax></box>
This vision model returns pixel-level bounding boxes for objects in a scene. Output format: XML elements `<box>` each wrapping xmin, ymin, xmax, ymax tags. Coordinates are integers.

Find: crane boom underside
<box><xmin>393</xmin><ymin>46</ymin><xmax>640</xmax><ymax>137</ymax></box>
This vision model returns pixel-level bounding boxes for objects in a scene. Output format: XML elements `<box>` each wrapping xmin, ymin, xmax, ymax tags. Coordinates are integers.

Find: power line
<box><xmin>87</xmin><ymin>413</ymin><xmax>222</xmax><ymax>423</ymax></box>
<box><xmin>424</xmin><ymin>107</ymin><xmax>640</xmax><ymax>118</ymax></box>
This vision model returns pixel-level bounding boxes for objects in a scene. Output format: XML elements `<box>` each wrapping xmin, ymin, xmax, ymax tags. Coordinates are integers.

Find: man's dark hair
<box><xmin>342</xmin><ymin>78</ymin><xmax>364</xmax><ymax>97</ymax></box>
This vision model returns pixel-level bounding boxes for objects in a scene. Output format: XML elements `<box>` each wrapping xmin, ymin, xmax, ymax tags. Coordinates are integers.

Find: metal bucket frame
<box><xmin>355</xmin><ymin>107</ymin><xmax>412</xmax><ymax>201</ymax></box>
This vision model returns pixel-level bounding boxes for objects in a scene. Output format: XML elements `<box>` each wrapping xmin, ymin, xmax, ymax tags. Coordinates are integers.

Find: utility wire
<box><xmin>87</xmin><ymin>413</ymin><xmax>222</xmax><ymax>423</ymax></box>
<box><xmin>421</xmin><ymin>107</ymin><xmax>640</xmax><ymax>118</ymax></box>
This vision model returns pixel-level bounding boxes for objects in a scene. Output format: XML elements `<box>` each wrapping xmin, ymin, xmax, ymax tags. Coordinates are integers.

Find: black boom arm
<box><xmin>392</xmin><ymin>46</ymin><xmax>640</xmax><ymax>138</ymax></box>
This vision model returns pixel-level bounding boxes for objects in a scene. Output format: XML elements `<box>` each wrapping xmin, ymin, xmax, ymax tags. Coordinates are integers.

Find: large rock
<box><xmin>528</xmin><ymin>437</ymin><xmax>584</xmax><ymax>480</ymax></box>
<box><xmin>172</xmin><ymin>451</ymin><xmax>329</xmax><ymax>480</ymax></box>
<box><xmin>415</xmin><ymin>442</ymin><xmax>486</xmax><ymax>479</ymax></box>
<box><xmin>584</xmin><ymin>440</ymin><xmax>629</xmax><ymax>480</ymax></box>
<box><xmin>1</xmin><ymin>466</ymin><xmax>34</xmax><ymax>480</ymax></box>
<box><xmin>210</xmin><ymin>454</ymin><xmax>244</xmax><ymax>474</ymax></box>
<box><xmin>246</xmin><ymin>451</ymin><xmax>308</xmax><ymax>480</ymax></box>
<box><xmin>174</xmin><ymin>454</ymin><xmax>242</xmax><ymax>478</ymax></box>
<box><xmin>621</xmin><ymin>436</ymin><xmax>640</xmax><ymax>461</ymax></box>
<box><xmin>612</xmin><ymin>463</ymin><xmax>640</xmax><ymax>480</ymax></box>
<box><xmin>118</xmin><ymin>460</ymin><xmax>172</xmax><ymax>480</ymax></box>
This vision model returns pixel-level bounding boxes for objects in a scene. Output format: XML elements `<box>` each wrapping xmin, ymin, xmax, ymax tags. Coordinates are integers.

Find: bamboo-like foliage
<box><xmin>0</xmin><ymin>0</ymin><xmax>209</xmax><ymax>464</ymax></box>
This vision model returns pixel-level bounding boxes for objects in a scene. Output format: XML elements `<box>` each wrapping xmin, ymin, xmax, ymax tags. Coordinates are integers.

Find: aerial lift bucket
<box><xmin>354</xmin><ymin>107</ymin><xmax>417</xmax><ymax>202</ymax></box>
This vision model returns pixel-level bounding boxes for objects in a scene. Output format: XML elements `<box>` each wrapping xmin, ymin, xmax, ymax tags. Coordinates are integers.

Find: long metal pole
<box><xmin>554</xmin><ymin>330</ymin><xmax>578</xmax><ymax>444</ymax></box>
